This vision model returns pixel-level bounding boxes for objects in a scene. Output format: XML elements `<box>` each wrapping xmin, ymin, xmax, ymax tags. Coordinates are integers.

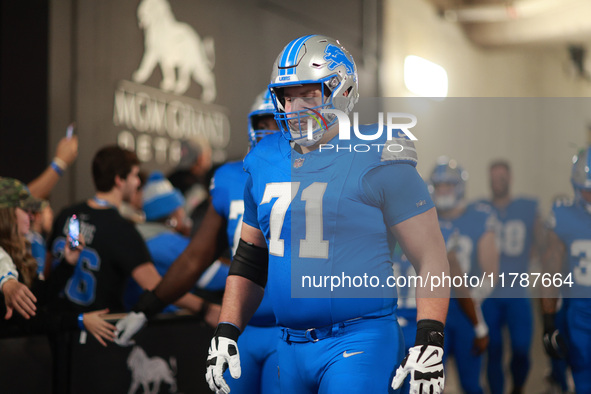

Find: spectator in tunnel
<box><xmin>45</xmin><ymin>146</ymin><xmax>209</xmax><ymax>336</ymax></box>
<box><xmin>167</xmin><ymin>137</ymin><xmax>213</xmax><ymax>232</ymax></box>
<box><xmin>0</xmin><ymin>177</ymin><xmax>115</xmax><ymax>344</ymax></box>
<box><xmin>119</xmin><ymin>169</ymin><xmax>147</xmax><ymax>225</ymax></box>
<box><xmin>123</xmin><ymin>171</ymin><xmax>222</xmax><ymax>326</ymax></box>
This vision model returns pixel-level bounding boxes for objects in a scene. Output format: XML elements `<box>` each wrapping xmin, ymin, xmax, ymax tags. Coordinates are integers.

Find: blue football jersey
<box><xmin>394</xmin><ymin>221</ymin><xmax>458</xmax><ymax>321</ymax></box>
<box><xmin>243</xmin><ymin>128</ymin><xmax>433</xmax><ymax>329</ymax></box>
<box><xmin>479</xmin><ymin>197</ymin><xmax>538</xmax><ymax>275</ymax></box>
<box><xmin>440</xmin><ymin>202</ymin><xmax>497</xmax><ymax>278</ymax></box>
<box><xmin>210</xmin><ymin>160</ymin><xmax>275</xmax><ymax>326</ymax></box>
<box><xmin>548</xmin><ymin>199</ymin><xmax>591</xmax><ymax>299</ymax></box>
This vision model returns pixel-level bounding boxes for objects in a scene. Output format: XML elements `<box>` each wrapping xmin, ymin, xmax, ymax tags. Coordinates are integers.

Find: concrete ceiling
<box><xmin>425</xmin><ymin>0</ymin><xmax>591</xmax><ymax>47</ymax></box>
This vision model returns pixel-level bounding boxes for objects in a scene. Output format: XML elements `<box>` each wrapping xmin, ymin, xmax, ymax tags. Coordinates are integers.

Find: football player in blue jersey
<box><xmin>478</xmin><ymin>160</ymin><xmax>542</xmax><ymax>394</ymax></box>
<box><xmin>205</xmin><ymin>35</ymin><xmax>450</xmax><ymax>394</ymax></box>
<box><xmin>115</xmin><ymin>90</ymin><xmax>281</xmax><ymax>393</ymax></box>
<box><xmin>429</xmin><ymin>157</ymin><xmax>498</xmax><ymax>394</ymax></box>
<box><xmin>542</xmin><ymin>146</ymin><xmax>591</xmax><ymax>393</ymax></box>
<box><xmin>213</xmin><ymin>91</ymin><xmax>281</xmax><ymax>394</ymax></box>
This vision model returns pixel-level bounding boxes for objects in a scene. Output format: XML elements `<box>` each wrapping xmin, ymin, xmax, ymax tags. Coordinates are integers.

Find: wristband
<box><xmin>415</xmin><ymin>319</ymin><xmax>445</xmax><ymax>348</ymax></box>
<box><xmin>133</xmin><ymin>290</ymin><xmax>167</xmax><ymax>318</ymax></box>
<box><xmin>0</xmin><ymin>272</ymin><xmax>17</xmax><ymax>291</ymax></box>
<box><xmin>474</xmin><ymin>321</ymin><xmax>489</xmax><ymax>338</ymax></box>
<box><xmin>77</xmin><ymin>313</ymin><xmax>85</xmax><ymax>330</ymax></box>
<box><xmin>473</xmin><ymin>302</ymin><xmax>488</xmax><ymax>338</ymax></box>
<box><xmin>53</xmin><ymin>157</ymin><xmax>68</xmax><ymax>170</ymax></box>
<box><xmin>214</xmin><ymin>322</ymin><xmax>241</xmax><ymax>342</ymax></box>
<box><xmin>50</xmin><ymin>162</ymin><xmax>64</xmax><ymax>176</ymax></box>
<box><xmin>543</xmin><ymin>313</ymin><xmax>556</xmax><ymax>334</ymax></box>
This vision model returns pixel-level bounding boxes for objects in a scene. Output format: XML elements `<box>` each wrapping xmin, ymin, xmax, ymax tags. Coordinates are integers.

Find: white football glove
<box><xmin>206</xmin><ymin>323</ymin><xmax>241</xmax><ymax>394</ymax></box>
<box><xmin>391</xmin><ymin>320</ymin><xmax>445</xmax><ymax>394</ymax></box>
<box><xmin>392</xmin><ymin>344</ymin><xmax>444</xmax><ymax>393</ymax></box>
<box><xmin>114</xmin><ymin>312</ymin><xmax>147</xmax><ymax>347</ymax></box>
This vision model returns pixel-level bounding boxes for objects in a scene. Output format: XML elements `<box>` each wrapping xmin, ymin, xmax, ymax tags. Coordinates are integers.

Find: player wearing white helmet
<box><xmin>206</xmin><ymin>35</ymin><xmax>450</xmax><ymax>394</ymax></box>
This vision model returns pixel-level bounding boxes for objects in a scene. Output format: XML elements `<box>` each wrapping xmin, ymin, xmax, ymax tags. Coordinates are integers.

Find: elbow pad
<box><xmin>229</xmin><ymin>239</ymin><xmax>269</xmax><ymax>288</ymax></box>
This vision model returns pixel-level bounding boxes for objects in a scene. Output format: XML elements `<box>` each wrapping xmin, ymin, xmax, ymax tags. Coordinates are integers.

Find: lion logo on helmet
<box><xmin>323</xmin><ymin>44</ymin><xmax>354</xmax><ymax>75</ymax></box>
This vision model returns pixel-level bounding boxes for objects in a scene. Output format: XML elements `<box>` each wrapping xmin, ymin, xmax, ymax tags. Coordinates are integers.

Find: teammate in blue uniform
<box><xmin>430</xmin><ymin>157</ymin><xmax>498</xmax><ymax>394</ymax></box>
<box><xmin>205</xmin><ymin>35</ymin><xmax>450</xmax><ymax>394</ymax></box>
<box><xmin>212</xmin><ymin>91</ymin><xmax>280</xmax><ymax>394</ymax></box>
<box><xmin>115</xmin><ymin>91</ymin><xmax>282</xmax><ymax>394</ymax></box>
<box><xmin>542</xmin><ymin>146</ymin><xmax>591</xmax><ymax>393</ymax></box>
<box><xmin>477</xmin><ymin>160</ymin><xmax>541</xmax><ymax>394</ymax></box>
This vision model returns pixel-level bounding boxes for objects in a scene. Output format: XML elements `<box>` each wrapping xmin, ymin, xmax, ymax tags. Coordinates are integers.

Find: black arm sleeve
<box><xmin>228</xmin><ymin>239</ymin><xmax>268</xmax><ymax>288</ymax></box>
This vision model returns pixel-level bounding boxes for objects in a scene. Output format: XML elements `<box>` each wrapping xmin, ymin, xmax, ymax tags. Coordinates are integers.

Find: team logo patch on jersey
<box><xmin>293</xmin><ymin>158</ymin><xmax>305</xmax><ymax>168</ymax></box>
<box><xmin>324</xmin><ymin>44</ymin><xmax>354</xmax><ymax>75</ymax></box>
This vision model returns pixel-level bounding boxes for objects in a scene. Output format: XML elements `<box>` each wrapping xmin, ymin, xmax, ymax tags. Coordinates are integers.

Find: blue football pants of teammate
<box><xmin>549</xmin><ymin>299</ymin><xmax>569</xmax><ymax>391</ymax></box>
<box><xmin>566</xmin><ymin>299</ymin><xmax>591</xmax><ymax>393</ymax></box>
<box><xmin>482</xmin><ymin>297</ymin><xmax>532</xmax><ymax>394</ymax></box>
<box><xmin>444</xmin><ymin>299</ymin><xmax>483</xmax><ymax>394</ymax></box>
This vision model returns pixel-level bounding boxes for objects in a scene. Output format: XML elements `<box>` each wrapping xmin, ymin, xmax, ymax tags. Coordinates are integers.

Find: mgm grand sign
<box><xmin>112</xmin><ymin>0</ymin><xmax>230</xmax><ymax>166</ymax></box>
<box><xmin>113</xmin><ymin>81</ymin><xmax>230</xmax><ymax>165</ymax></box>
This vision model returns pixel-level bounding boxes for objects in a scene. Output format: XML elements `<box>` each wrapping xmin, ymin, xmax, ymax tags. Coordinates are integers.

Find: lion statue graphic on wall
<box><xmin>133</xmin><ymin>0</ymin><xmax>216</xmax><ymax>101</ymax></box>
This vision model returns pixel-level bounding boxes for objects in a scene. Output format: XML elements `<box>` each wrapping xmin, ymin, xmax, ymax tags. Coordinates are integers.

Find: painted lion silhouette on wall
<box><xmin>127</xmin><ymin>346</ymin><xmax>177</xmax><ymax>394</ymax></box>
<box><xmin>133</xmin><ymin>0</ymin><xmax>216</xmax><ymax>101</ymax></box>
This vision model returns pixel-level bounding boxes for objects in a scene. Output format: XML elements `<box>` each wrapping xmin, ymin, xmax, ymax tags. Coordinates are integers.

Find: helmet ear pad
<box><xmin>330</xmin><ymin>85</ymin><xmax>355</xmax><ymax>114</ymax></box>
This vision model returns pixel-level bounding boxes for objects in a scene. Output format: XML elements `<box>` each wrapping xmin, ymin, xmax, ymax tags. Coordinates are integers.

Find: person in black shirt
<box><xmin>46</xmin><ymin>146</ymin><xmax>209</xmax><ymax>331</ymax></box>
<box><xmin>0</xmin><ymin>177</ymin><xmax>115</xmax><ymax>345</ymax></box>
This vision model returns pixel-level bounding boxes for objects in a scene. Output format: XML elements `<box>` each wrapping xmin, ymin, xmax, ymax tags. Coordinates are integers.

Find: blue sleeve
<box><xmin>242</xmin><ymin>174</ymin><xmax>259</xmax><ymax>228</ymax></box>
<box><xmin>210</xmin><ymin>169</ymin><xmax>228</xmax><ymax>218</ymax></box>
<box><xmin>362</xmin><ymin>163</ymin><xmax>434</xmax><ymax>227</ymax></box>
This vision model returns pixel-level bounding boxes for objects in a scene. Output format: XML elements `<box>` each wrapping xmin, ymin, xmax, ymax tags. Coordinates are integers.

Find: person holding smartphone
<box><xmin>45</xmin><ymin>146</ymin><xmax>209</xmax><ymax>341</ymax></box>
<box><xmin>0</xmin><ymin>177</ymin><xmax>115</xmax><ymax>344</ymax></box>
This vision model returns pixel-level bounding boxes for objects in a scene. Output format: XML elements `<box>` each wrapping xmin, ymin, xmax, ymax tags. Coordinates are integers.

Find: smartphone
<box><xmin>68</xmin><ymin>214</ymin><xmax>80</xmax><ymax>250</ymax></box>
<box><xmin>66</xmin><ymin>123</ymin><xmax>75</xmax><ymax>139</ymax></box>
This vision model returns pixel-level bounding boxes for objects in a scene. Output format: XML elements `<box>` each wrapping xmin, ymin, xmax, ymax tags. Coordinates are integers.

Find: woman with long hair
<box><xmin>0</xmin><ymin>177</ymin><xmax>115</xmax><ymax>346</ymax></box>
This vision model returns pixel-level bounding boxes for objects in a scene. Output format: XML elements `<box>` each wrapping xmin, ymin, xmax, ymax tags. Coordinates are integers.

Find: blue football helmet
<box><xmin>248</xmin><ymin>90</ymin><xmax>277</xmax><ymax>148</ymax></box>
<box><xmin>268</xmin><ymin>35</ymin><xmax>359</xmax><ymax>147</ymax></box>
<box><xmin>429</xmin><ymin>156</ymin><xmax>468</xmax><ymax>211</ymax></box>
<box><xmin>572</xmin><ymin>146</ymin><xmax>591</xmax><ymax>213</ymax></box>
